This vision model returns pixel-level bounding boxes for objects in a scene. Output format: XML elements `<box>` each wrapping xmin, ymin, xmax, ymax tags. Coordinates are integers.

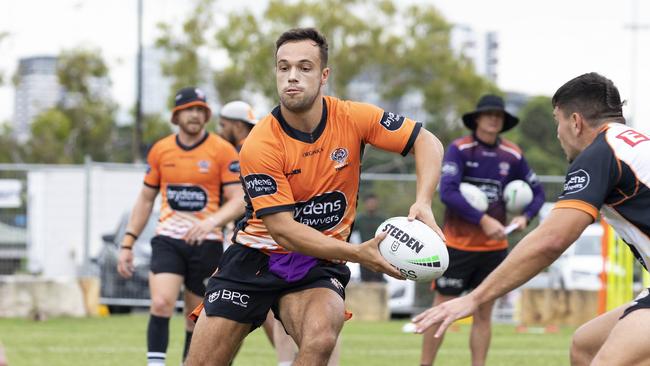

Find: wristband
<box><xmin>121</xmin><ymin>245</ymin><xmax>133</xmax><ymax>250</ymax></box>
<box><xmin>125</xmin><ymin>231</ymin><xmax>138</xmax><ymax>240</ymax></box>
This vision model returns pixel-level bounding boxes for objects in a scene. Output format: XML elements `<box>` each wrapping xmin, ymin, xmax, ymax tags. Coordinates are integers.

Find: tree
<box><xmin>112</xmin><ymin>113</ymin><xmax>173</xmax><ymax>162</ymax></box>
<box><xmin>26</xmin><ymin>109</ymin><xmax>73</xmax><ymax>164</ymax></box>
<box><xmin>156</xmin><ymin>0</ymin><xmax>493</xmax><ymax>125</ymax></box>
<box><xmin>507</xmin><ymin>96</ymin><xmax>566</xmax><ymax>175</ymax></box>
<box><xmin>23</xmin><ymin>48</ymin><xmax>118</xmax><ymax>163</ymax></box>
<box><xmin>155</xmin><ymin>0</ymin><xmax>214</xmax><ymax>106</ymax></box>
<box><xmin>0</xmin><ymin>125</ymin><xmax>24</xmax><ymax>163</ymax></box>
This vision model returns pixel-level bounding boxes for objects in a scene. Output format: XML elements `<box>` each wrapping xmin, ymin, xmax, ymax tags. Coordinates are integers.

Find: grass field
<box><xmin>0</xmin><ymin>314</ymin><xmax>574</xmax><ymax>365</ymax></box>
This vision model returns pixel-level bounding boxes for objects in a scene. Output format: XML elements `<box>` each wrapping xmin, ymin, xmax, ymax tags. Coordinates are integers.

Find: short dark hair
<box><xmin>275</xmin><ymin>27</ymin><xmax>329</xmax><ymax>68</ymax></box>
<box><xmin>552</xmin><ymin>72</ymin><xmax>626</xmax><ymax>125</ymax></box>
<box><xmin>363</xmin><ymin>193</ymin><xmax>378</xmax><ymax>201</ymax></box>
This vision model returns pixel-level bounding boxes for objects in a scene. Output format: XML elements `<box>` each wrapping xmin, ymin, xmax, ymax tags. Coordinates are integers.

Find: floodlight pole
<box><xmin>134</xmin><ymin>0</ymin><xmax>144</xmax><ymax>162</ymax></box>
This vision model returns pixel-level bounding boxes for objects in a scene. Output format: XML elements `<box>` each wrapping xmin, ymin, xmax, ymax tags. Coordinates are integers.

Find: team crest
<box><xmin>391</xmin><ymin>241</ymin><xmax>400</xmax><ymax>252</ymax></box>
<box><xmin>330</xmin><ymin>147</ymin><xmax>349</xmax><ymax>171</ymax></box>
<box><xmin>198</xmin><ymin>160</ymin><xmax>210</xmax><ymax>173</ymax></box>
<box><xmin>208</xmin><ymin>291</ymin><xmax>220</xmax><ymax>303</ymax></box>
<box><xmin>499</xmin><ymin>162</ymin><xmax>510</xmax><ymax>176</ymax></box>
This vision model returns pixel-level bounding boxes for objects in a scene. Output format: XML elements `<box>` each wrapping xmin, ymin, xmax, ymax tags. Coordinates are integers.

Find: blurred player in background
<box><xmin>414</xmin><ymin>73</ymin><xmax>650</xmax><ymax>366</ymax></box>
<box><xmin>420</xmin><ymin>94</ymin><xmax>544</xmax><ymax>366</ymax></box>
<box><xmin>117</xmin><ymin>87</ymin><xmax>245</xmax><ymax>366</ymax></box>
<box><xmin>186</xmin><ymin>27</ymin><xmax>445</xmax><ymax>366</ymax></box>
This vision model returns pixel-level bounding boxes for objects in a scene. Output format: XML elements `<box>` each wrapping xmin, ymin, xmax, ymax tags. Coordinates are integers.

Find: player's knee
<box><xmin>473</xmin><ymin>306</ymin><xmax>493</xmax><ymax>325</ymax></box>
<box><xmin>150</xmin><ymin>295</ymin><xmax>175</xmax><ymax>315</ymax></box>
<box><xmin>301</xmin><ymin>328</ymin><xmax>338</xmax><ymax>356</ymax></box>
<box><xmin>570</xmin><ymin>327</ymin><xmax>593</xmax><ymax>366</ymax></box>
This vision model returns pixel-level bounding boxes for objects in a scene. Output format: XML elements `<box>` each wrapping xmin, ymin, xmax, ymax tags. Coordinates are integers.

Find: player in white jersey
<box><xmin>413</xmin><ymin>72</ymin><xmax>650</xmax><ymax>366</ymax></box>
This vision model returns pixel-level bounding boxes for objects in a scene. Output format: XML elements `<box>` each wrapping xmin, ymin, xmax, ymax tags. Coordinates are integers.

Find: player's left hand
<box><xmin>184</xmin><ymin>217</ymin><xmax>218</xmax><ymax>245</ymax></box>
<box><xmin>407</xmin><ymin>201</ymin><xmax>445</xmax><ymax>242</ymax></box>
<box><xmin>509</xmin><ymin>215</ymin><xmax>528</xmax><ymax>231</ymax></box>
<box><xmin>412</xmin><ymin>293</ymin><xmax>478</xmax><ymax>336</ymax></box>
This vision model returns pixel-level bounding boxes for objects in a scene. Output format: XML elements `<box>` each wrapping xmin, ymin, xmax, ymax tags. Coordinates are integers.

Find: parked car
<box><xmin>548</xmin><ymin>223</ymin><xmax>604</xmax><ymax>291</ymax></box>
<box><xmin>96</xmin><ymin>212</ymin><xmax>158</xmax><ymax>313</ymax></box>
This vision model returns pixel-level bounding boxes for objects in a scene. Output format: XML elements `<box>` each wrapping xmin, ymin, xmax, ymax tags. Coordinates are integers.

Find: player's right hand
<box><xmin>117</xmin><ymin>249</ymin><xmax>134</xmax><ymax>279</ymax></box>
<box><xmin>358</xmin><ymin>232</ymin><xmax>404</xmax><ymax>280</ymax></box>
<box><xmin>479</xmin><ymin>215</ymin><xmax>506</xmax><ymax>241</ymax></box>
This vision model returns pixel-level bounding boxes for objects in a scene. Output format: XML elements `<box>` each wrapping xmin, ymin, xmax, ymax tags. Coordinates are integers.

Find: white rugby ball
<box><xmin>504</xmin><ymin>179</ymin><xmax>533</xmax><ymax>214</ymax></box>
<box><xmin>375</xmin><ymin>217</ymin><xmax>448</xmax><ymax>282</ymax></box>
<box><xmin>459</xmin><ymin>183</ymin><xmax>488</xmax><ymax>212</ymax></box>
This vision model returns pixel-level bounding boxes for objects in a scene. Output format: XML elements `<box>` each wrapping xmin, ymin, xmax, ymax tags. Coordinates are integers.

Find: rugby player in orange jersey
<box><xmin>186</xmin><ymin>28</ymin><xmax>445</xmax><ymax>366</ymax></box>
<box><xmin>117</xmin><ymin>87</ymin><xmax>245</xmax><ymax>366</ymax></box>
<box><xmin>218</xmin><ymin>100</ymin><xmax>307</xmax><ymax>365</ymax></box>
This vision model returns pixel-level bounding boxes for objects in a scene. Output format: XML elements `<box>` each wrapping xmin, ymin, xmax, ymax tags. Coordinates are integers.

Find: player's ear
<box><xmin>321</xmin><ymin>67</ymin><xmax>330</xmax><ymax>86</ymax></box>
<box><xmin>571</xmin><ymin>112</ymin><xmax>583</xmax><ymax>135</ymax></box>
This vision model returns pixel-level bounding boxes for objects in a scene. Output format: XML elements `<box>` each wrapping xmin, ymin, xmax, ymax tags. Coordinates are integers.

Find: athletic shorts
<box><xmin>150</xmin><ymin>235</ymin><xmax>223</xmax><ymax>295</ymax></box>
<box><xmin>433</xmin><ymin>247</ymin><xmax>508</xmax><ymax>296</ymax></box>
<box><xmin>202</xmin><ymin>243</ymin><xmax>351</xmax><ymax>329</ymax></box>
<box><xmin>621</xmin><ymin>288</ymin><xmax>650</xmax><ymax>319</ymax></box>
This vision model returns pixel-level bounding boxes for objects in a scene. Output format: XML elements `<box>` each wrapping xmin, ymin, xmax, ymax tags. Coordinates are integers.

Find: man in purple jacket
<box><xmin>420</xmin><ymin>94</ymin><xmax>545</xmax><ymax>366</ymax></box>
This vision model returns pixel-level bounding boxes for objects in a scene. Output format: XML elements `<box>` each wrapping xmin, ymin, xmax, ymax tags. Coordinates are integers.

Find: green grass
<box><xmin>0</xmin><ymin>314</ymin><xmax>574</xmax><ymax>365</ymax></box>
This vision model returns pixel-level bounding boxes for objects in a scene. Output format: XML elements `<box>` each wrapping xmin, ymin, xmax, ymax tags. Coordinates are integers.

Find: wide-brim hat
<box><xmin>219</xmin><ymin>101</ymin><xmax>257</xmax><ymax>126</ymax></box>
<box><xmin>171</xmin><ymin>87</ymin><xmax>212</xmax><ymax>122</ymax></box>
<box><xmin>462</xmin><ymin>94</ymin><xmax>519</xmax><ymax>132</ymax></box>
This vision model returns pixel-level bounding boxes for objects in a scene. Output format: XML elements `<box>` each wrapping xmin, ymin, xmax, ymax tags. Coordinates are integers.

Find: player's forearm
<box><xmin>413</xmin><ymin>129</ymin><xmax>443</xmax><ymax>205</ymax></box>
<box><xmin>123</xmin><ymin>196</ymin><xmax>155</xmax><ymax>246</ymax></box>
<box><xmin>209</xmin><ymin>193</ymin><xmax>246</xmax><ymax>227</ymax></box>
<box><xmin>269</xmin><ymin>220</ymin><xmax>358</xmax><ymax>261</ymax></box>
<box><xmin>471</xmin><ymin>224</ymin><xmax>566</xmax><ymax>304</ymax></box>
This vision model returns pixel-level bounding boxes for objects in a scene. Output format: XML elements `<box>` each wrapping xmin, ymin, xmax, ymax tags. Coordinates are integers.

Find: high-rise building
<box><xmin>141</xmin><ymin>47</ymin><xmax>172</xmax><ymax>116</ymax></box>
<box><xmin>450</xmin><ymin>26</ymin><xmax>499</xmax><ymax>83</ymax></box>
<box><xmin>13</xmin><ymin>56</ymin><xmax>62</xmax><ymax>141</ymax></box>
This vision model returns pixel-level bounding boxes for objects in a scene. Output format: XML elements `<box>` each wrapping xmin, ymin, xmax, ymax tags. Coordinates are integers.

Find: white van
<box><xmin>547</xmin><ymin>223</ymin><xmax>604</xmax><ymax>291</ymax></box>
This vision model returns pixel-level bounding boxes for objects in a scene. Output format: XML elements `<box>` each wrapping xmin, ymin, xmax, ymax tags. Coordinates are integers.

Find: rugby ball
<box><xmin>459</xmin><ymin>183</ymin><xmax>488</xmax><ymax>212</ymax></box>
<box><xmin>504</xmin><ymin>180</ymin><xmax>533</xmax><ymax>214</ymax></box>
<box><xmin>375</xmin><ymin>217</ymin><xmax>448</xmax><ymax>282</ymax></box>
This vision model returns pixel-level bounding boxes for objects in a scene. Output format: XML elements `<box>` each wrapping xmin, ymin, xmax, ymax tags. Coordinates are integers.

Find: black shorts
<box><xmin>433</xmin><ymin>247</ymin><xmax>507</xmax><ymax>296</ymax></box>
<box><xmin>150</xmin><ymin>235</ymin><xmax>223</xmax><ymax>295</ymax></box>
<box><xmin>621</xmin><ymin>288</ymin><xmax>650</xmax><ymax>319</ymax></box>
<box><xmin>203</xmin><ymin>244</ymin><xmax>350</xmax><ymax>329</ymax></box>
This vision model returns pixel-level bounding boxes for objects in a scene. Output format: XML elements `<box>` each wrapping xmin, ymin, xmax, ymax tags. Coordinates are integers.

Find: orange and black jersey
<box><xmin>555</xmin><ymin>123</ymin><xmax>650</xmax><ymax>269</ymax></box>
<box><xmin>144</xmin><ymin>132</ymin><xmax>240</xmax><ymax>241</ymax></box>
<box><xmin>235</xmin><ymin>96</ymin><xmax>422</xmax><ymax>253</ymax></box>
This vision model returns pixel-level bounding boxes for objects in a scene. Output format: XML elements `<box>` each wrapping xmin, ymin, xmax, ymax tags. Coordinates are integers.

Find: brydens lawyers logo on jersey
<box><xmin>244</xmin><ymin>174</ymin><xmax>278</xmax><ymax>198</ymax></box>
<box><xmin>562</xmin><ymin>169</ymin><xmax>590</xmax><ymax>195</ymax></box>
<box><xmin>166</xmin><ymin>185</ymin><xmax>207</xmax><ymax>211</ymax></box>
<box><xmin>379</xmin><ymin>111</ymin><xmax>405</xmax><ymax>131</ymax></box>
<box><xmin>294</xmin><ymin>191</ymin><xmax>347</xmax><ymax>231</ymax></box>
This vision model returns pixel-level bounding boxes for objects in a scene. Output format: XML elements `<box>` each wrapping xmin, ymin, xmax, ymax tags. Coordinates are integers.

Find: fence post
<box><xmin>82</xmin><ymin>155</ymin><xmax>92</xmax><ymax>274</ymax></box>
